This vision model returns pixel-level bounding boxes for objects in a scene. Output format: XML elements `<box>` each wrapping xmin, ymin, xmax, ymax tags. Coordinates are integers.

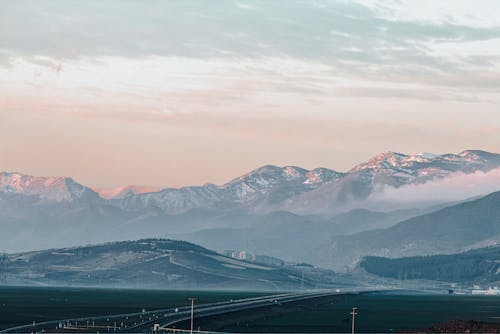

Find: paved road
<box><xmin>0</xmin><ymin>291</ymin><xmax>345</xmax><ymax>333</ymax></box>
<box><xmin>130</xmin><ymin>291</ymin><xmax>341</xmax><ymax>333</ymax></box>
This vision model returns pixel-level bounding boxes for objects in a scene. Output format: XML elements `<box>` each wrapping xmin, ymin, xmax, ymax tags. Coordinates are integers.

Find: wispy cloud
<box><xmin>370</xmin><ymin>167</ymin><xmax>500</xmax><ymax>204</ymax></box>
<box><xmin>1</xmin><ymin>0</ymin><xmax>499</xmax><ymax>93</ymax></box>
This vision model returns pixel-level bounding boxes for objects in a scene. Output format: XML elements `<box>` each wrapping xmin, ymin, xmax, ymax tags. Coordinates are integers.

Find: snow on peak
<box><xmin>304</xmin><ymin>168</ymin><xmax>343</xmax><ymax>184</ymax></box>
<box><xmin>222</xmin><ymin>165</ymin><xmax>311</xmax><ymax>201</ymax></box>
<box><xmin>0</xmin><ymin>172</ymin><xmax>92</xmax><ymax>202</ymax></box>
<box><xmin>458</xmin><ymin>150</ymin><xmax>487</xmax><ymax>161</ymax></box>
<box><xmin>227</xmin><ymin>165</ymin><xmax>307</xmax><ymax>186</ymax></box>
<box><xmin>351</xmin><ymin>151</ymin><xmax>408</xmax><ymax>171</ymax></box>
<box><xmin>283</xmin><ymin>166</ymin><xmax>309</xmax><ymax>179</ymax></box>
<box><xmin>416</xmin><ymin>152</ymin><xmax>438</xmax><ymax>159</ymax></box>
<box><xmin>405</xmin><ymin>152</ymin><xmax>438</xmax><ymax>163</ymax></box>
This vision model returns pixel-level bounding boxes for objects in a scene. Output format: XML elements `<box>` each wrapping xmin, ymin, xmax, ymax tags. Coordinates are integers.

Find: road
<box><xmin>0</xmin><ymin>291</ymin><xmax>346</xmax><ymax>333</ymax></box>
<box><xmin>130</xmin><ymin>291</ymin><xmax>341</xmax><ymax>333</ymax></box>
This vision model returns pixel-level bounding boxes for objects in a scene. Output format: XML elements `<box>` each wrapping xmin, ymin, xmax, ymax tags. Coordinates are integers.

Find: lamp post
<box><xmin>350</xmin><ymin>307</ymin><xmax>358</xmax><ymax>334</ymax></box>
<box><xmin>188</xmin><ymin>298</ymin><xmax>196</xmax><ymax>334</ymax></box>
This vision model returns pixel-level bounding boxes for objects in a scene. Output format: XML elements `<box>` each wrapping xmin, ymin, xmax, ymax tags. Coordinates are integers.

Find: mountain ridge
<box><xmin>309</xmin><ymin>189</ymin><xmax>500</xmax><ymax>271</ymax></box>
<box><xmin>3</xmin><ymin>150</ymin><xmax>500</xmax><ymax>214</ymax></box>
<box><xmin>2</xmin><ymin>149</ymin><xmax>500</xmax><ymax>255</ymax></box>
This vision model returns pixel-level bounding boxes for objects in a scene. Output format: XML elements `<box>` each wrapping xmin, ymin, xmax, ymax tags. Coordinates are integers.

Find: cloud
<box><xmin>370</xmin><ymin>167</ymin><xmax>500</xmax><ymax>204</ymax></box>
<box><xmin>355</xmin><ymin>0</ymin><xmax>500</xmax><ymax>28</ymax></box>
<box><xmin>1</xmin><ymin>0</ymin><xmax>500</xmax><ymax>105</ymax></box>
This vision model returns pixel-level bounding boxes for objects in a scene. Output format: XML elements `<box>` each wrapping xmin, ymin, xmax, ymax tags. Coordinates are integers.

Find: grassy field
<box><xmin>192</xmin><ymin>292</ymin><xmax>500</xmax><ymax>333</ymax></box>
<box><xmin>0</xmin><ymin>285</ymin><xmax>268</xmax><ymax>330</ymax></box>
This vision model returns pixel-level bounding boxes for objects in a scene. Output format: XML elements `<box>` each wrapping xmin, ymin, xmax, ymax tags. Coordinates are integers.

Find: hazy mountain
<box><xmin>310</xmin><ymin>190</ymin><xmax>500</xmax><ymax>271</ymax></box>
<box><xmin>359</xmin><ymin>246</ymin><xmax>500</xmax><ymax>285</ymax></box>
<box><xmin>0</xmin><ymin>239</ymin><xmax>336</xmax><ymax>290</ymax></box>
<box><xmin>2</xmin><ymin>150</ymin><xmax>500</xmax><ymax>254</ymax></box>
<box><xmin>176</xmin><ymin>208</ymin><xmax>423</xmax><ymax>261</ymax></box>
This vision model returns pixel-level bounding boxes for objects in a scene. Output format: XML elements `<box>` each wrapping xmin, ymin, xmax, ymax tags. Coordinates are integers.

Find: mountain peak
<box><xmin>304</xmin><ymin>167</ymin><xmax>344</xmax><ymax>185</ymax></box>
<box><xmin>351</xmin><ymin>151</ymin><xmax>408</xmax><ymax>172</ymax></box>
<box><xmin>0</xmin><ymin>171</ymin><xmax>96</xmax><ymax>202</ymax></box>
<box><xmin>458</xmin><ymin>149</ymin><xmax>497</xmax><ymax>159</ymax></box>
<box><xmin>227</xmin><ymin>165</ymin><xmax>308</xmax><ymax>184</ymax></box>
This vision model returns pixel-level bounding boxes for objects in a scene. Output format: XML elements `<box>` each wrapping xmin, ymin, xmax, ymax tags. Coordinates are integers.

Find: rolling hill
<box><xmin>0</xmin><ymin>239</ymin><xmax>337</xmax><ymax>290</ymax></box>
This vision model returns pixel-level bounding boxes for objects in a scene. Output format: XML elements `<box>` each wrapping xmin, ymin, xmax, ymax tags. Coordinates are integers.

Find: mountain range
<box><xmin>3</xmin><ymin>150</ymin><xmax>499</xmax><ymax>213</ymax></box>
<box><xmin>2</xmin><ymin>149</ymin><xmax>500</xmax><ymax>272</ymax></box>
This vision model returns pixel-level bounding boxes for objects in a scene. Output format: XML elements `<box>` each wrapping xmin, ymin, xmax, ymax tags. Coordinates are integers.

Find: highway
<box><xmin>0</xmin><ymin>291</ymin><xmax>344</xmax><ymax>333</ymax></box>
<box><xmin>130</xmin><ymin>291</ymin><xmax>341</xmax><ymax>333</ymax></box>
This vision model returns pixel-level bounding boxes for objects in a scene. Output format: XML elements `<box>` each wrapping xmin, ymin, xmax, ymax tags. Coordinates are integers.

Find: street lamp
<box><xmin>350</xmin><ymin>307</ymin><xmax>358</xmax><ymax>334</ymax></box>
<box><xmin>188</xmin><ymin>298</ymin><xmax>197</xmax><ymax>334</ymax></box>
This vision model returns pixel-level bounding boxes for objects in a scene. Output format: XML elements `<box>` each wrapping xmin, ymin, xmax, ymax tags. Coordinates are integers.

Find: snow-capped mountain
<box><xmin>3</xmin><ymin>150</ymin><xmax>500</xmax><ymax>215</ymax></box>
<box><xmin>0</xmin><ymin>172</ymin><xmax>98</xmax><ymax>202</ymax></box>
<box><xmin>222</xmin><ymin>165</ymin><xmax>344</xmax><ymax>202</ymax></box>
<box><xmin>279</xmin><ymin>150</ymin><xmax>500</xmax><ymax>213</ymax></box>
<box><xmin>109</xmin><ymin>165</ymin><xmax>344</xmax><ymax>213</ymax></box>
<box><xmin>352</xmin><ymin>150</ymin><xmax>500</xmax><ymax>178</ymax></box>
<box><xmin>349</xmin><ymin>149</ymin><xmax>500</xmax><ymax>189</ymax></box>
<box><xmin>2</xmin><ymin>149</ymin><xmax>500</xmax><ymax>254</ymax></box>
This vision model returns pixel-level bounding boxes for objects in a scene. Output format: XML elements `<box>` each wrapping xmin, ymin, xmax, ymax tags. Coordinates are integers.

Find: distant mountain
<box><xmin>359</xmin><ymin>246</ymin><xmax>500</xmax><ymax>285</ymax></box>
<box><xmin>0</xmin><ymin>239</ymin><xmax>336</xmax><ymax>290</ymax></box>
<box><xmin>109</xmin><ymin>150</ymin><xmax>500</xmax><ymax>214</ymax></box>
<box><xmin>176</xmin><ymin>208</ymin><xmax>424</xmax><ymax>261</ymax></box>
<box><xmin>3</xmin><ymin>150</ymin><xmax>500</xmax><ymax>215</ymax></box>
<box><xmin>2</xmin><ymin>149</ymin><xmax>500</xmax><ymax>254</ymax></box>
<box><xmin>309</xmin><ymin>190</ymin><xmax>500</xmax><ymax>271</ymax></box>
<box><xmin>95</xmin><ymin>185</ymin><xmax>161</xmax><ymax>199</ymax></box>
<box><xmin>279</xmin><ymin>150</ymin><xmax>500</xmax><ymax>213</ymax></box>
<box><xmin>0</xmin><ymin>172</ymin><xmax>99</xmax><ymax>202</ymax></box>
<box><xmin>110</xmin><ymin>165</ymin><xmax>344</xmax><ymax>214</ymax></box>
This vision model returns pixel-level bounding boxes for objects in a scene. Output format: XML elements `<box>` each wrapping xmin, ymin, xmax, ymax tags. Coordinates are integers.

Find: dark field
<box><xmin>0</xmin><ymin>286</ymin><xmax>267</xmax><ymax>330</ymax></box>
<box><xmin>1</xmin><ymin>287</ymin><xmax>500</xmax><ymax>333</ymax></box>
<box><xmin>193</xmin><ymin>293</ymin><xmax>500</xmax><ymax>333</ymax></box>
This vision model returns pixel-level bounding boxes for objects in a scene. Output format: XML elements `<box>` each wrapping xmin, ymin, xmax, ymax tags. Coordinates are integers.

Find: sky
<box><xmin>1</xmin><ymin>0</ymin><xmax>500</xmax><ymax>188</ymax></box>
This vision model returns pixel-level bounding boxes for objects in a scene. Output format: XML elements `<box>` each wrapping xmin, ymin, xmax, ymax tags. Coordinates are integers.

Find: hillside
<box><xmin>0</xmin><ymin>239</ymin><xmax>336</xmax><ymax>290</ymax></box>
<box><xmin>309</xmin><ymin>190</ymin><xmax>500</xmax><ymax>270</ymax></box>
<box><xmin>359</xmin><ymin>246</ymin><xmax>500</xmax><ymax>284</ymax></box>
<box><xmin>177</xmin><ymin>208</ymin><xmax>422</xmax><ymax>261</ymax></box>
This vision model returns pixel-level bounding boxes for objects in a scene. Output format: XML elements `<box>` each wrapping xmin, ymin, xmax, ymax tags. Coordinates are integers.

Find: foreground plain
<box><xmin>1</xmin><ymin>287</ymin><xmax>500</xmax><ymax>333</ymax></box>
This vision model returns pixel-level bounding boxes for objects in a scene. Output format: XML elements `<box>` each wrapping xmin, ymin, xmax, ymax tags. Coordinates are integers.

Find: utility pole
<box><xmin>188</xmin><ymin>298</ymin><xmax>196</xmax><ymax>334</ymax></box>
<box><xmin>350</xmin><ymin>307</ymin><xmax>358</xmax><ymax>334</ymax></box>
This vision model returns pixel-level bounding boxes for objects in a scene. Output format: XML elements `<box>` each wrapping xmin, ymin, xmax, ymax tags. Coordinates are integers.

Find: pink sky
<box><xmin>1</xmin><ymin>1</ymin><xmax>500</xmax><ymax>188</ymax></box>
